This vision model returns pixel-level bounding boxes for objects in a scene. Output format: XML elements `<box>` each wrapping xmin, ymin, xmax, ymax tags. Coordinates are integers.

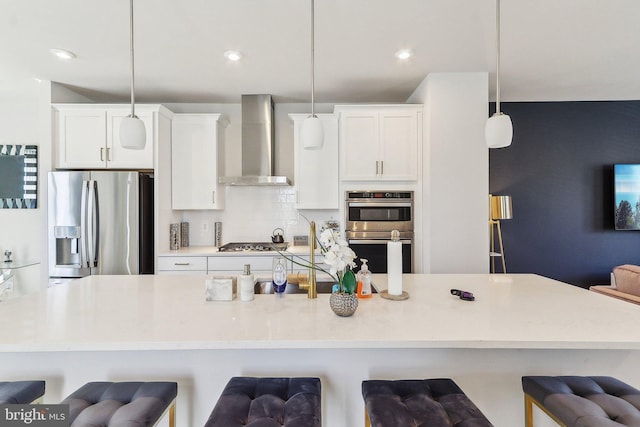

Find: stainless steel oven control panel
<box><xmin>346</xmin><ymin>191</ymin><xmax>413</xmax><ymax>200</ymax></box>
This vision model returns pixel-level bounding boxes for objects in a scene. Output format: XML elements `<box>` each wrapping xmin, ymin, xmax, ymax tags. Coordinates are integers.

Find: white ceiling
<box><xmin>2</xmin><ymin>0</ymin><xmax>640</xmax><ymax>104</ymax></box>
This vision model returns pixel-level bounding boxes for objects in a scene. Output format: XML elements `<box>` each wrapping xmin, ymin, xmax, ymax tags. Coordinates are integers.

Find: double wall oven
<box><xmin>345</xmin><ymin>191</ymin><xmax>413</xmax><ymax>273</ymax></box>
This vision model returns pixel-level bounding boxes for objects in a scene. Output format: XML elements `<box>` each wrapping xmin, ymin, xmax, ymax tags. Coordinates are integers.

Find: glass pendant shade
<box><xmin>303</xmin><ymin>115</ymin><xmax>324</xmax><ymax>149</ymax></box>
<box><xmin>120</xmin><ymin>115</ymin><xmax>146</xmax><ymax>150</ymax></box>
<box><xmin>485</xmin><ymin>112</ymin><xmax>512</xmax><ymax>149</ymax></box>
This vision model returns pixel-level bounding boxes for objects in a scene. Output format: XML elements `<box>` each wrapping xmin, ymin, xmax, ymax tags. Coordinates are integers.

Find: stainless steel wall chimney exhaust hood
<box><xmin>219</xmin><ymin>94</ymin><xmax>291</xmax><ymax>186</ymax></box>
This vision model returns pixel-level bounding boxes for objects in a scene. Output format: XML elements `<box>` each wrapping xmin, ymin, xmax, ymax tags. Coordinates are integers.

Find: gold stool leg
<box><xmin>169</xmin><ymin>402</ymin><xmax>175</xmax><ymax>427</ymax></box>
<box><xmin>365</xmin><ymin>407</ymin><xmax>371</xmax><ymax>427</ymax></box>
<box><xmin>524</xmin><ymin>394</ymin><xmax>533</xmax><ymax>427</ymax></box>
<box><xmin>525</xmin><ymin>393</ymin><xmax>569</xmax><ymax>427</ymax></box>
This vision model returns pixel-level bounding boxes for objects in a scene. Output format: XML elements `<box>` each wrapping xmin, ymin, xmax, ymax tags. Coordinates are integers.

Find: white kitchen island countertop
<box><xmin>2</xmin><ymin>274</ymin><xmax>639</xmax><ymax>427</ymax></box>
<box><xmin>2</xmin><ymin>273</ymin><xmax>639</xmax><ymax>352</ymax></box>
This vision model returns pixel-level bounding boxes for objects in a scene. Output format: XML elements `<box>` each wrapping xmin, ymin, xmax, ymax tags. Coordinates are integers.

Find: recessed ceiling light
<box><xmin>395</xmin><ymin>49</ymin><xmax>413</xmax><ymax>60</ymax></box>
<box><xmin>50</xmin><ymin>48</ymin><xmax>76</xmax><ymax>60</ymax></box>
<box><xmin>224</xmin><ymin>50</ymin><xmax>242</xmax><ymax>61</ymax></box>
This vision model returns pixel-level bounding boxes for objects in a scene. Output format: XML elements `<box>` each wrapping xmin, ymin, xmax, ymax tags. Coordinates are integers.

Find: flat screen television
<box><xmin>614</xmin><ymin>163</ymin><xmax>640</xmax><ymax>230</ymax></box>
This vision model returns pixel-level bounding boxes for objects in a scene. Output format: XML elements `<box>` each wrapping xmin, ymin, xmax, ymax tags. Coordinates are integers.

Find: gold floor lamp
<box><xmin>489</xmin><ymin>195</ymin><xmax>513</xmax><ymax>273</ymax></box>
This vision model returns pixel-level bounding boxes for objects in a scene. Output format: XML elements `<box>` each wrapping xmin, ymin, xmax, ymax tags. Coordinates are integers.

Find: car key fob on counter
<box><xmin>450</xmin><ymin>289</ymin><xmax>475</xmax><ymax>301</ymax></box>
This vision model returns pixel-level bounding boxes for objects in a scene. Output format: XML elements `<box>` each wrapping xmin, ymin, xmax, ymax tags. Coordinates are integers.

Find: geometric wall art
<box><xmin>0</xmin><ymin>144</ymin><xmax>38</xmax><ymax>209</ymax></box>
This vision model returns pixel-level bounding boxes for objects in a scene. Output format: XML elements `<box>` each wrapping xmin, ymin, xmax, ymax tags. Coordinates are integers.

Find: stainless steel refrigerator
<box><xmin>48</xmin><ymin>171</ymin><xmax>154</xmax><ymax>284</ymax></box>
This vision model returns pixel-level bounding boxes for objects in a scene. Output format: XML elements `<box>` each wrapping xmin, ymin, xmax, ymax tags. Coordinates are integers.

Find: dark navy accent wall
<box><xmin>489</xmin><ymin>101</ymin><xmax>640</xmax><ymax>288</ymax></box>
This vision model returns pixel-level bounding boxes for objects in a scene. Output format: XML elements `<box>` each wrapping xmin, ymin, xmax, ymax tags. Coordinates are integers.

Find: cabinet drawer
<box><xmin>207</xmin><ymin>256</ymin><xmax>275</xmax><ymax>273</ymax></box>
<box><xmin>157</xmin><ymin>256</ymin><xmax>208</xmax><ymax>271</ymax></box>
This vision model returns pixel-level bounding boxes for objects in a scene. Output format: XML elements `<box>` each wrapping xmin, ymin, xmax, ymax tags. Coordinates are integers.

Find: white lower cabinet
<box><xmin>157</xmin><ymin>254</ymin><xmax>276</xmax><ymax>276</ymax></box>
<box><xmin>156</xmin><ymin>254</ymin><xmax>327</xmax><ymax>278</ymax></box>
<box><xmin>157</xmin><ymin>256</ymin><xmax>207</xmax><ymax>274</ymax></box>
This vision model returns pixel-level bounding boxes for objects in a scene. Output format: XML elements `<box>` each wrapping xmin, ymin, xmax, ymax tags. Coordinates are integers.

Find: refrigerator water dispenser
<box><xmin>54</xmin><ymin>226</ymin><xmax>81</xmax><ymax>267</ymax></box>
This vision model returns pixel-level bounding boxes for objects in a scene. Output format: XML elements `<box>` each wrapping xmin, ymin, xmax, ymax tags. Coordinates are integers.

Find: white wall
<box><xmin>408</xmin><ymin>73</ymin><xmax>489</xmax><ymax>273</ymax></box>
<box><xmin>0</xmin><ymin>80</ymin><xmax>53</xmax><ymax>295</ymax></box>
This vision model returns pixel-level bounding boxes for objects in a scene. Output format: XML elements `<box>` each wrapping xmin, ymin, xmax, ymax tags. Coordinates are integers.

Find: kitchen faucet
<box><xmin>288</xmin><ymin>221</ymin><xmax>317</xmax><ymax>299</ymax></box>
<box><xmin>299</xmin><ymin>221</ymin><xmax>318</xmax><ymax>299</ymax></box>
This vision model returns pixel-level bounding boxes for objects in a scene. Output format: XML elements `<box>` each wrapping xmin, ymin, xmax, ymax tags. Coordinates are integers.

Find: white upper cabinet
<box><xmin>54</xmin><ymin>104</ymin><xmax>160</xmax><ymax>169</ymax></box>
<box><xmin>56</xmin><ymin>108</ymin><xmax>105</xmax><ymax>169</ymax></box>
<box><xmin>336</xmin><ymin>105</ymin><xmax>422</xmax><ymax>181</ymax></box>
<box><xmin>171</xmin><ymin>114</ymin><xmax>226</xmax><ymax>210</ymax></box>
<box><xmin>290</xmin><ymin>113</ymin><xmax>339</xmax><ymax>210</ymax></box>
<box><xmin>107</xmin><ymin>109</ymin><xmax>154</xmax><ymax>169</ymax></box>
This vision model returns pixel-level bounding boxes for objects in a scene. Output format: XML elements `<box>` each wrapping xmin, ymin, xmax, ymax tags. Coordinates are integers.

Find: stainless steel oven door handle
<box><xmin>349</xmin><ymin>239</ymin><xmax>412</xmax><ymax>244</ymax></box>
<box><xmin>347</xmin><ymin>202</ymin><xmax>412</xmax><ymax>208</ymax></box>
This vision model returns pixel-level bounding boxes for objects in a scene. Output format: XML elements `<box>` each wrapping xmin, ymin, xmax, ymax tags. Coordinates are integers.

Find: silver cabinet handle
<box><xmin>100</xmin><ymin>148</ymin><xmax>104</xmax><ymax>162</ymax></box>
<box><xmin>212</xmin><ymin>191</ymin><xmax>215</xmax><ymax>204</ymax></box>
<box><xmin>380</xmin><ymin>160</ymin><xmax>384</xmax><ymax>175</ymax></box>
<box><xmin>174</xmin><ymin>262</ymin><xmax>190</xmax><ymax>266</ymax></box>
<box><xmin>375</xmin><ymin>161</ymin><xmax>379</xmax><ymax>175</ymax></box>
<box><xmin>106</xmin><ymin>147</ymin><xmax>111</xmax><ymax>162</ymax></box>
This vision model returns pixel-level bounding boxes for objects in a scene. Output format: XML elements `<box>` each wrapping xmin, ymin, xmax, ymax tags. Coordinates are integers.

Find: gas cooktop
<box><xmin>217</xmin><ymin>242</ymin><xmax>288</xmax><ymax>252</ymax></box>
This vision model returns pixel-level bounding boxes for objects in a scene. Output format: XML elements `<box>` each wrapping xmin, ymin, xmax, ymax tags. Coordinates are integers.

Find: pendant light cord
<box><xmin>129</xmin><ymin>0</ymin><xmax>136</xmax><ymax>118</ymax></box>
<box><xmin>495</xmin><ymin>0</ymin><xmax>501</xmax><ymax>115</ymax></box>
<box><xmin>310</xmin><ymin>0</ymin><xmax>316</xmax><ymax>118</ymax></box>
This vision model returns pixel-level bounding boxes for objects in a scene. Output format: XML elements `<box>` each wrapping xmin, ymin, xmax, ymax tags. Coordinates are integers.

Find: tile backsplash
<box><xmin>179</xmin><ymin>186</ymin><xmax>339</xmax><ymax>246</ymax></box>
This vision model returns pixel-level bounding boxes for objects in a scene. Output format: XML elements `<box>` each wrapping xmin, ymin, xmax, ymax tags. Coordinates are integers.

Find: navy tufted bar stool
<box><xmin>204</xmin><ymin>377</ymin><xmax>321</xmax><ymax>427</ymax></box>
<box><xmin>0</xmin><ymin>380</ymin><xmax>45</xmax><ymax>404</ymax></box>
<box><xmin>61</xmin><ymin>381</ymin><xmax>177</xmax><ymax>427</ymax></box>
<box><xmin>522</xmin><ymin>376</ymin><xmax>640</xmax><ymax>427</ymax></box>
<box><xmin>362</xmin><ymin>379</ymin><xmax>493</xmax><ymax>427</ymax></box>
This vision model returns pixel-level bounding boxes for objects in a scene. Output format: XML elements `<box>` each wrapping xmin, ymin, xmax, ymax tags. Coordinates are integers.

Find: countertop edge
<box><xmin>4</xmin><ymin>340</ymin><xmax>640</xmax><ymax>353</ymax></box>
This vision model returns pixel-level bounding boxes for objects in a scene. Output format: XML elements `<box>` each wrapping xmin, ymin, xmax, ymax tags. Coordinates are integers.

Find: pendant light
<box><xmin>485</xmin><ymin>0</ymin><xmax>513</xmax><ymax>149</ymax></box>
<box><xmin>120</xmin><ymin>0</ymin><xmax>146</xmax><ymax>150</ymax></box>
<box><xmin>302</xmin><ymin>0</ymin><xmax>324</xmax><ymax>150</ymax></box>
